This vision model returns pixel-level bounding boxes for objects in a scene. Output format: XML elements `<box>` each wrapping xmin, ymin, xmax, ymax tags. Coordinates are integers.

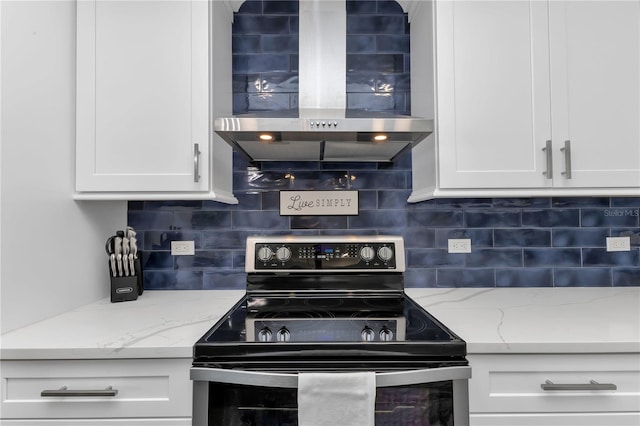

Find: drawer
<box><xmin>1</xmin><ymin>358</ymin><xmax>191</xmax><ymax>419</ymax></box>
<box><xmin>468</xmin><ymin>354</ymin><xmax>640</xmax><ymax>414</ymax></box>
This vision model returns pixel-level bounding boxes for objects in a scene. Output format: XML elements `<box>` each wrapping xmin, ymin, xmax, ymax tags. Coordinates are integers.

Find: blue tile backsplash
<box><xmin>127</xmin><ymin>0</ymin><xmax>640</xmax><ymax>290</ymax></box>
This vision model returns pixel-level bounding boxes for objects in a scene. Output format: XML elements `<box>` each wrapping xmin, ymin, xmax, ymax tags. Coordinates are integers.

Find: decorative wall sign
<box><xmin>280</xmin><ymin>191</ymin><xmax>359</xmax><ymax>216</ymax></box>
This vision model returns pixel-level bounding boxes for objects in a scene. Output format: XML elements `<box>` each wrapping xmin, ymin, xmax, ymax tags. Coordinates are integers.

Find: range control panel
<box><xmin>246</xmin><ymin>236</ymin><xmax>405</xmax><ymax>272</ymax></box>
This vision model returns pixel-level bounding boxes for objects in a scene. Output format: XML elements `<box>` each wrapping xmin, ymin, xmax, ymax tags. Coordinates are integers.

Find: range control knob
<box><xmin>276</xmin><ymin>327</ymin><xmax>291</xmax><ymax>342</ymax></box>
<box><xmin>378</xmin><ymin>246</ymin><xmax>394</xmax><ymax>262</ymax></box>
<box><xmin>361</xmin><ymin>326</ymin><xmax>376</xmax><ymax>342</ymax></box>
<box><xmin>359</xmin><ymin>246</ymin><xmax>375</xmax><ymax>262</ymax></box>
<box><xmin>379</xmin><ymin>327</ymin><xmax>394</xmax><ymax>341</ymax></box>
<box><xmin>257</xmin><ymin>327</ymin><xmax>272</xmax><ymax>342</ymax></box>
<box><xmin>257</xmin><ymin>246</ymin><xmax>274</xmax><ymax>262</ymax></box>
<box><xmin>276</xmin><ymin>246</ymin><xmax>292</xmax><ymax>262</ymax></box>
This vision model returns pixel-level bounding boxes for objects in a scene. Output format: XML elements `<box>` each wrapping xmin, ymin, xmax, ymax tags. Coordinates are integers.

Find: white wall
<box><xmin>1</xmin><ymin>1</ymin><xmax>126</xmax><ymax>333</ymax></box>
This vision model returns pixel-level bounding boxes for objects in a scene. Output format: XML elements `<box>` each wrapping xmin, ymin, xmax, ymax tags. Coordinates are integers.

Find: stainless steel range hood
<box><xmin>214</xmin><ymin>0</ymin><xmax>433</xmax><ymax>162</ymax></box>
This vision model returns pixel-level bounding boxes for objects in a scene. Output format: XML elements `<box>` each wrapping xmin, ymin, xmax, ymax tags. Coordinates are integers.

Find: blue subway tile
<box><xmin>141</xmin><ymin>251</ymin><xmax>174</xmax><ymax>269</ymax></box>
<box><xmin>611</xmin><ymin>198</ymin><xmax>640</xmax><ymax>208</ymax></box>
<box><xmin>291</xmin><ymin>216</ymin><xmax>349</xmax><ymax>230</ymax></box>
<box><xmin>435</xmin><ymin>198</ymin><xmax>493</xmax><ymax>209</ymax></box>
<box><xmin>378</xmin><ymin>190</ymin><xmax>411</xmax><ymax>208</ymax></box>
<box><xmin>263</xmin><ymin>0</ymin><xmax>298</xmax><ymax>15</ymax></box>
<box><xmin>524</xmin><ymin>248</ymin><xmax>581</xmax><ymax>267</ymax></box>
<box><xmin>174</xmin><ymin>211</ymin><xmax>231</xmax><ymax>230</ymax></box>
<box><xmin>552</xmin><ymin>228</ymin><xmax>608</xmax><ymax>247</ymax></box>
<box><xmin>522</xmin><ymin>209</ymin><xmax>579</xmax><ymax>227</ymax></box>
<box><xmin>582</xmin><ymin>208</ymin><xmax>640</xmax><ymax>227</ymax></box>
<box><xmin>494</xmin><ymin>229</ymin><xmax>551</xmax><ymax>247</ymax></box>
<box><xmin>612</xmin><ymin>268</ymin><xmax>640</xmax><ymax>286</ymax></box>
<box><xmin>467</xmin><ymin>249</ymin><xmax>522</xmax><ymax>267</ymax></box>
<box><xmin>552</xmin><ymin>197</ymin><xmax>610</xmax><ymax>208</ymax></box>
<box><xmin>203</xmin><ymin>271</ymin><xmax>247</xmax><ymax>290</ymax></box>
<box><xmin>582</xmin><ymin>248</ymin><xmax>639</xmax><ymax>267</ymax></box>
<box><xmin>403</xmin><ymin>228</ymin><xmax>436</xmax><ymax>248</ymax></box>
<box><xmin>554</xmin><ymin>268</ymin><xmax>612</xmax><ymax>287</ymax></box>
<box><xmin>496</xmin><ymin>268</ymin><xmax>553</xmax><ymax>287</ymax></box>
<box><xmin>347</xmin><ymin>35</ymin><xmax>376</xmax><ymax>53</ymax></box>
<box><xmin>407</xmin><ymin>249</ymin><xmax>465</xmax><ymax>268</ymax></box>
<box><xmin>237</xmin><ymin>0</ymin><xmax>261</xmax><ymax>14</ymax></box>
<box><xmin>233</xmin><ymin>35</ymin><xmax>261</xmax><ymax>53</ymax></box>
<box><xmin>404</xmin><ymin>268</ymin><xmax>438</xmax><ymax>287</ymax></box>
<box><xmin>357</xmin><ymin>190</ymin><xmax>378</xmax><ymax>209</ymax></box>
<box><xmin>143</xmin><ymin>271</ymin><xmax>203</xmax><ymax>290</ymax></box>
<box><xmin>408</xmin><ymin>210</ymin><xmax>463</xmax><ymax>228</ymax></box>
<box><xmin>377</xmin><ymin>0</ymin><xmax>406</xmax><ymax>14</ymax></box>
<box><xmin>350</xmin><ymin>209</ymin><xmax>407</xmax><ymax>228</ymax></box>
<box><xmin>347</xmin><ymin>15</ymin><xmax>406</xmax><ymax>34</ymax></box>
<box><xmin>465</xmin><ymin>210</ymin><xmax>521</xmax><ymax>228</ymax></box>
<box><xmin>347</xmin><ymin>54</ymin><xmax>405</xmax><ymax>73</ymax></box>
<box><xmin>437</xmin><ymin>269</ymin><xmax>496</xmax><ymax>287</ymax></box>
<box><xmin>493</xmin><ymin>198</ymin><xmax>551</xmax><ymax>208</ymax></box>
<box><xmin>263</xmin><ymin>35</ymin><xmax>298</xmax><ymax>52</ymax></box>
<box><xmin>127</xmin><ymin>211</ymin><xmax>174</xmax><ymax>231</ymax></box>
<box><xmin>234</xmin><ymin>251</ymin><xmax>246</xmax><ymax>269</ymax></box>
<box><xmin>233</xmin><ymin>15</ymin><xmax>292</xmax><ymax>35</ymax></box>
<box><xmin>347</xmin><ymin>0</ymin><xmax>377</xmax><ymax>14</ymax></box>
<box><xmin>377</xmin><ymin>34</ymin><xmax>410</xmax><ymax>53</ymax></box>
<box><xmin>175</xmin><ymin>251</ymin><xmax>233</xmax><ymax>269</ymax></box>
<box><xmin>203</xmin><ymin>231</ymin><xmax>252</xmax><ymax>250</ymax></box>
<box><xmin>232</xmin><ymin>211</ymin><xmax>289</xmax><ymax>230</ymax></box>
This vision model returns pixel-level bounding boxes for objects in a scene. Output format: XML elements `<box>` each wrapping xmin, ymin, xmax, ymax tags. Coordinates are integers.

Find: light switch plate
<box><xmin>606</xmin><ymin>236</ymin><xmax>631</xmax><ymax>252</ymax></box>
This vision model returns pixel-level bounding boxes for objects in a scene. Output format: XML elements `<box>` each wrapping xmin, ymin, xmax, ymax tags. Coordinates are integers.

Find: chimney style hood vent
<box><xmin>215</xmin><ymin>0</ymin><xmax>433</xmax><ymax>162</ymax></box>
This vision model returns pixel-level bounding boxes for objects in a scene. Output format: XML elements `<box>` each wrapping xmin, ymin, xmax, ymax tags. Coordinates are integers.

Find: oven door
<box><xmin>191</xmin><ymin>366</ymin><xmax>471</xmax><ymax>426</ymax></box>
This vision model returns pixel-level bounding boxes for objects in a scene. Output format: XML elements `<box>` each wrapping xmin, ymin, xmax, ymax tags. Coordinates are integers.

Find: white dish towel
<box><xmin>298</xmin><ymin>371</ymin><xmax>376</xmax><ymax>426</ymax></box>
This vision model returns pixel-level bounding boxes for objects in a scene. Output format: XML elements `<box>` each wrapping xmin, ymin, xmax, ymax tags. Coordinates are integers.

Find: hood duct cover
<box><xmin>215</xmin><ymin>0</ymin><xmax>433</xmax><ymax>162</ymax></box>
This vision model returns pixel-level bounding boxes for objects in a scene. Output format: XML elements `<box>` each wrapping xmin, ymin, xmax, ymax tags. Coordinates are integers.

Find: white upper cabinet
<box><xmin>75</xmin><ymin>0</ymin><xmax>237</xmax><ymax>203</ymax></box>
<box><xmin>411</xmin><ymin>0</ymin><xmax>640</xmax><ymax>201</ymax></box>
<box><xmin>548</xmin><ymin>1</ymin><xmax>640</xmax><ymax>189</ymax></box>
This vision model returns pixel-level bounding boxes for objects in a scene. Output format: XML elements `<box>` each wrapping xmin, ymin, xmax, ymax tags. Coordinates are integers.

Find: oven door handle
<box><xmin>190</xmin><ymin>366</ymin><xmax>471</xmax><ymax>389</ymax></box>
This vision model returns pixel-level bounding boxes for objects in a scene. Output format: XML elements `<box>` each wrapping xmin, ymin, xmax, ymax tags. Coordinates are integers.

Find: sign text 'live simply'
<box><xmin>280</xmin><ymin>191</ymin><xmax>359</xmax><ymax>216</ymax></box>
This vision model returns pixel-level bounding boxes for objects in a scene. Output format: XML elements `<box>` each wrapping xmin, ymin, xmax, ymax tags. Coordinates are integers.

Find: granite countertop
<box><xmin>1</xmin><ymin>288</ymin><xmax>638</xmax><ymax>360</ymax></box>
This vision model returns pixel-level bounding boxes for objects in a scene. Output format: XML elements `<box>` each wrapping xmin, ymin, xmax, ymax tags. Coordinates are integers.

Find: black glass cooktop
<box><xmin>193</xmin><ymin>293</ymin><xmax>467</xmax><ymax>369</ymax></box>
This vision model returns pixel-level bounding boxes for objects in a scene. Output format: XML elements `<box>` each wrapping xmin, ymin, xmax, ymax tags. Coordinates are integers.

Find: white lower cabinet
<box><xmin>468</xmin><ymin>353</ymin><xmax>640</xmax><ymax>426</ymax></box>
<box><xmin>0</xmin><ymin>358</ymin><xmax>192</xmax><ymax>425</ymax></box>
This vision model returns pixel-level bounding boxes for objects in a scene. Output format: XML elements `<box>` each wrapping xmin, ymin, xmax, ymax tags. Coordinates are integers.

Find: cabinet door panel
<box><xmin>436</xmin><ymin>1</ymin><xmax>551</xmax><ymax>189</ymax></box>
<box><xmin>76</xmin><ymin>0</ymin><xmax>209</xmax><ymax>192</ymax></box>
<box><xmin>549</xmin><ymin>1</ymin><xmax>640</xmax><ymax>188</ymax></box>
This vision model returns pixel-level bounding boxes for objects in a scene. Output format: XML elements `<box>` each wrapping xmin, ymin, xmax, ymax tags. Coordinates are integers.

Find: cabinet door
<box><xmin>548</xmin><ymin>0</ymin><xmax>640</xmax><ymax>188</ymax></box>
<box><xmin>0</xmin><ymin>359</ymin><xmax>192</xmax><ymax>420</ymax></box>
<box><xmin>435</xmin><ymin>1</ymin><xmax>552</xmax><ymax>189</ymax></box>
<box><xmin>76</xmin><ymin>0</ymin><xmax>210</xmax><ymax>193</ymax></box>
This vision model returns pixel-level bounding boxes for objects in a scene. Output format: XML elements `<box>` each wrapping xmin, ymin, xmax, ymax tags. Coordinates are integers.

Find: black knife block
<box><xmin>110</xmin><ymin>252</ymin><xmax>144</xmax><ymax>303</ymax></box>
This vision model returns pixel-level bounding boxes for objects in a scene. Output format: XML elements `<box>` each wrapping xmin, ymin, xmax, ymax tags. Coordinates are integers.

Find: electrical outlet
<box><xmin>606</xmin><ymin>236</ymin><xmax>631</xmax><ymax>252</ymax></box>
<box><xmin>448</xmin><ymin>238</ymin><xmax>472</xmax><ymax>253</ymax></box>
<box><xmin>171</xmin><ymin>240</ymin><xmax>195</xmax><ymax>256</ymax></box>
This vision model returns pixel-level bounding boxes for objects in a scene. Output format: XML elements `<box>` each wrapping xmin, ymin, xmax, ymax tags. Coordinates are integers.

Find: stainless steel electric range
<box><xmin>191</xmin><ymin>235</ymin><xmax>471</xmax><ymax>426</ymax></box>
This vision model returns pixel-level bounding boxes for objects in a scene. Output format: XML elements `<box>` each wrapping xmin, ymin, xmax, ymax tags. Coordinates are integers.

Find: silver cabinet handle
<box><xmin>191</xmin><ymin>366</ymin><xmax>471</xmax><ymax>389</ymax></box>
<box><xmin>41</xmin><ymin>385</ymin><xmax>118</xmax><ymax>397</ymax></box>
<box><xmin>560</xmin><ymin>140</ymin><xmax>572</xmax><ymax>179</ymax></box>
<box><xmin>541</xmin><ymin>380</ymin><xmax>616</xmax><ymax>391</ymax></box>
<box><xmin>193</xmin><ymin>143</ymin><xmax>201</xmax><ymax>183</ymax></box>
<box><xmin>542</xmin><ymin>140</ymin><xmax>553</xmax><ymax>179</ymax></box>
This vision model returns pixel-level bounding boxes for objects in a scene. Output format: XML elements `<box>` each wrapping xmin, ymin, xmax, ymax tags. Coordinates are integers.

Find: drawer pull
<box><xmin>541</xmin><ymin>380</ymin><xmax>617</xmax><ymax>391</ymax></box>
<box><xmin>41</xmin><ymin>385</ymin><xmax>118</xmax><ymax>397</ymax></box>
